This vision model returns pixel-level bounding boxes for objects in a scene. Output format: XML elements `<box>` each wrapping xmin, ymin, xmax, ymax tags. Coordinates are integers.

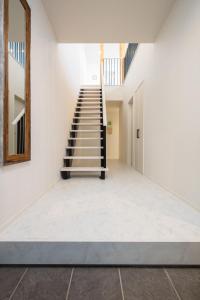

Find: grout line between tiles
<box><xmin>164</xmin><ymin>268</ymin><xmax>182</xmax><ymax>300</ymax></box>
<box><xmin>66</xmin><ymin>267</ymin><xmax>74</xmax><ymax>300</ymax></box>
<box><xmin>118</xmin><ymin>268</ymin><xmax>125</xmax><ymax>300</ymax></box>
<box><xmin>9</xmin><ymin>268</ymin><xmax>28</xmax><ymax>300</ymax></box>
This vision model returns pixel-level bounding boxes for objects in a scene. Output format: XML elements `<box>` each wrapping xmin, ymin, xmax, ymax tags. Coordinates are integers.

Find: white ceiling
<box><xmin>42</xmin><ymin>0</ymin><xmax>175</xmax><ymax>43</ymax></box>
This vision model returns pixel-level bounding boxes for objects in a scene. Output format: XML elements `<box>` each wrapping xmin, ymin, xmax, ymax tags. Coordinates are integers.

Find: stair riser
<box><xmin>61</xmin><ymin>170</ymin><xmax>106</xmax><ymax>180</ymax></box>
<box><xmin>72</xmin><ymin>126</ymin><xmax>101</xmax><ymax>129</ymax></box>
<box><xmin>64</xmin><ymin>161</ymin><xmax>102</xmax><ymax>168</ymax></box>
<box><xmin>66</xmin><ymin>149</ymin><xmax>102</xmax><ymax>157</ymax></box>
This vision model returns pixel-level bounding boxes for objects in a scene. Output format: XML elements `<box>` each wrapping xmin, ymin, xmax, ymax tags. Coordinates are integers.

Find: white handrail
<box><xmin>100</xmin><ymin>62</ymin><xmax>107</xmax><ymax>126</ymax></box>
<box><xmin>12</xmin><ymin>108</ymin><xmax>25</xmax><ymax>125</ymax></box>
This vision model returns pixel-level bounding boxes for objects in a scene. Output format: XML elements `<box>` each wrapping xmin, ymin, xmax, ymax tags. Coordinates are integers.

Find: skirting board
<box><xmin>0</xmin><ymin>242</ymin><xmax>200</xmax><ymax>265</ymax></box>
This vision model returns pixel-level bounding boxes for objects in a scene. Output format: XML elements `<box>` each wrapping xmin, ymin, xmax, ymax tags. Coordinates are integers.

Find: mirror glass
<box><xmin>8</xmin><ymin>0</ymin><xmax>26</xmax><ymax>155</ymax></box>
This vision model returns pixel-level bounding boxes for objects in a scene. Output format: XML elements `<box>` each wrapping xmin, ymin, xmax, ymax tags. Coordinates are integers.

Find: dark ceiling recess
<box><xmin>124</xmin><ymin>43</ymin><xmax>138</xmax><ymax>79</ymax></box>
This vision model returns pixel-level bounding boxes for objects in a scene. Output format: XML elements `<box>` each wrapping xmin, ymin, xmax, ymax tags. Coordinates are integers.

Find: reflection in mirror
<box><xmin>8</xmin><ymin>0</ymin><xmax>26</xmax><ymax>155</ymax></box>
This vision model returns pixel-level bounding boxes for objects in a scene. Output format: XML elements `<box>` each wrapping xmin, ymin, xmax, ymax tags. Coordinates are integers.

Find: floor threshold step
<box><xmin>66</xmin><ymin>146</ymin><xmax>103</xmax><ymax>149</ymax></box>
<box><xmin>64</xmin><ymin>156</ymin><xmax>103</xmax><ymax>159</ymax></box>
<box><xmin>61</xmin><ymin>167</ymin><xmax>108</xmax><ymax>172</ymax></box>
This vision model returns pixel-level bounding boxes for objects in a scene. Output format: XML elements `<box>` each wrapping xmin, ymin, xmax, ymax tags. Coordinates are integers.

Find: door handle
<box><xmin>137</xmin><ymin>129</ymin><xmax>140</xmax><ymax>139</ymax></box>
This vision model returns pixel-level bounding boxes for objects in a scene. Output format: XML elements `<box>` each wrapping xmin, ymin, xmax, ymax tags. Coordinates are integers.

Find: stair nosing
<box><xmin>75</xmin><ymin>111</ymin><xmax>101</xmax><ymax>113</ymax></box>
<box><xmin>74</xmin><ymin>116</ymin><xmax>102</xmax><ymax>118</ymax></box>
<box><xmin>70</xmin><ymin>129</ymin><xmax>102</xmax><ymax>132</ymax></box>
<box><xmin>76</xmin><ymin>107</ymin><xmax>101</xmax><ymax>109</ymax></box>
<box><xmin>66</xmin><ymin>146</ymin><xmax>103</xmax><ymax>149</ymax></box>
<box><xmin>72</xmin><ymin>123</ymin><xmax>101</xmax><ymax>126</ymax></box>
<box><xmin>61</xmin><ymin>167</ymin><xmax>108</xmax><ymax>172</ymax></box>
<box><xmin>68</xmin><ymin>137</ymin><xmax>103</xmax><ymax>140</ymax></box>
<box><xmin>64</xmin><ymin>156</ymin><xmax>103</xmax><ymax>159</ymax></box>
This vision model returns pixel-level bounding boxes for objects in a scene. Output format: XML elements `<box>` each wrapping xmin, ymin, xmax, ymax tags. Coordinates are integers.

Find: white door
<box><xmin>135</xmin><ymin>83</ymin><xmax>144</xmax><ymax>174</ymax></box>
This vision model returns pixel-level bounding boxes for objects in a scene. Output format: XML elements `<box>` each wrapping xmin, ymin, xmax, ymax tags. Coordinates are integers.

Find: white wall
<box><xmin>0</xmin><ymin>0</ymin><xmax>82</xmax><ymax>228</ymax></box>
<box><xmin>123</xmin><ymin>0</ymin><xmax>200</xmax><ymax>210</ymax></box>
<box><xmin>56</xmin><ymin>43</ymin><xmax>83</xmax><ymax>137</ymax></box>
<box><xmin>81</xmin><ymin>44</ymin><xmax>100</xmax><ymax>85</ymax></box>
<box><xmin>105</xmin><ymin>86</ymin><xmax>124</xmax><ymax>101</ymax></box>
<box><xmin>104</xmin><ymin>44</ymin><xmax>120</xmax><ymax>58</ymax></box>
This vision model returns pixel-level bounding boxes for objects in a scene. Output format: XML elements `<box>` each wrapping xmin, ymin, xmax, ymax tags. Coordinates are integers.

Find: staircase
<box><xmin>60</xmin><ymin>85</ymin><xmax>108</xmax><ymax>180</ymax></box>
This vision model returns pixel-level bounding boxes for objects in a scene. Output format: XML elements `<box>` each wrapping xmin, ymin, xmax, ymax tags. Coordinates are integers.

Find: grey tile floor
<box><xmin>0</xmin><ymin>267</ymin><xmax>200</xmax><ymax>300</ymax></box>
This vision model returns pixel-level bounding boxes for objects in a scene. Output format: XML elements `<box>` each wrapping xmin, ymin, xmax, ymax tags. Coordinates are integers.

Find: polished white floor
<box><xmin>1</xmin><ymin>160</ymin><xmax>200</xmax><ymax>242</ymax></box>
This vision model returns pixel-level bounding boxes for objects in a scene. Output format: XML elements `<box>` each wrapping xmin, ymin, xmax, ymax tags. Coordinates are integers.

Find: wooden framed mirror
<box><xmin>3</xmin><ymin>0</ymin><xmax>31</xmax><ymax>164</ymax></box>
